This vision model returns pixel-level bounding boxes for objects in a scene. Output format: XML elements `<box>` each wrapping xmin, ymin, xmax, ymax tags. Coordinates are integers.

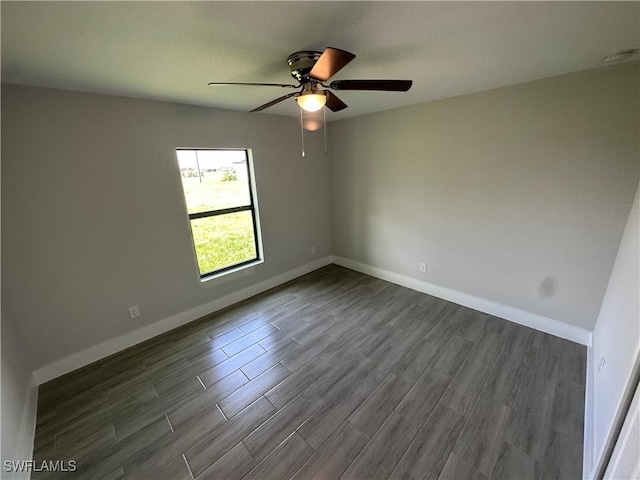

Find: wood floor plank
<box><xmin>263</xmin><ymin>359</ymin><xmax>331</xmax><ymax>409</ymax></box>
<box><xmin>100</xmin><ymin>466</ymin><xmax>127</xmax><ymax>480</ymax></box>
<box><xmin>152</xmin><ymin>367</ymin><xmax>203</xmax><ymax>402</ymax></box>
<box><xmin>533</xmin><ymin>330</ymin><xmax>564</xmax><ymax>351</ymax></box>
<box><xmin>111</xmin><ymin>387</ymin><xmax>186</xmax><ymax>440</ymax></box>
<box><xmin>240</xmin><ymin>315</ymin><xmax>278</xmax><ymax>334</ymax></box>
<box><xmin>55</xmin><ymin>423</ymin><xmax>117</xmax><ymax>465</ymax></box>
<box><xmin>440</xmin><ymin>356</ymin><xmax>490</xmax><ymax>417</ymax></box>
<box><xmin>184</xmin><ymin>396</ymin><xmax>276</xmax><ymax>477</ymax></box>
<box><xmin>253</xmin><ymin>327</ymin><xmax>288</xmax><ymax>349</ymax></box>
<box><xmin>152</xmin><ymin>455</ymin><xmax>193</xmax><ymax>480</ymax></box>
<box><xmin>483</xmin><ymin>316</ymin><xmax>515</xmax><ymax>337</ymax></box>
<box><xmin>198</xmin><ymin>343</ymin><xmax>266</xmax><ymax>387</ymax></box>
<box><xmin>398</xmin><ymin>404</ymin><xmax>467</xmax><ymax>480</ymax></box>
<box><xmin>468</xmin><ymin>331</ymin><xmax>504</xmax><ymax>367</ymax></box>
<box><xmin>206</xmin><ymin>327</ymin><xmax>246</xmax><ymax>348</ymax></box>
<box><xmin>243</xmin><ymin>432</ymin><xmax>314</xmax><ymax>480</ymax></box>
<box><xmin>556</xmin><ymin>340</ymin><xmax>587</xmax><ymax>386</ymax></box>
<box><xmin>392</xmin><ymin>339</ymin><xmax>440</xmax><ymax>384</ymax></box>
<box><xmin>453</xmin><ymin>394</ymin><xmax>512</xmax><ymax>476</ymax></box>
<box><xmin>32</xmin><ymin>265</ymin><xmax>586</xmax><ymax>480</ymax></box>
<box><xmin>142</xmin><ymin>349</ymin><xmax>188</xmax><ymax>372</ymax></box>
<box><xmin>437</xmin><ymin>453</ymin><xmax>486</xmax><ymax>480</ymax></box>
<box><xmin>243</xmin><ymin>389</ymin><xmax>324</xmax><ymax>462</ymax></box>
<box><xmin>297</xmin><ymin>379</ymin><xmax>374</xmax><ymax>450</ymax></box>
<box><xmin>182</xmin><ymin>341</ymin><xmax>229</xmax><ymax>366</ymax></box>
<box><xmin>490</xmin><ymin>441</ymin><xmax>541</xmax><ymax>480</ymax></box>
<box><xmin>499</xmin><ymin>324</ymin><xmax>535</xmax><ymax>359</ymax></box>
<box><xmin>342</xmin><ymin>413</ymin><xmax>418</xmax><ymax>480</ymax></box>
<box><xmin>123</xmin><ymin>405</ymin><xmax>226</xmax><ymax>478</ymax></box>
<box><xmin>241</xmin><ymin>339</ymin><xmax>302</xmax><ymax>380</ymax></box>
<box><xmin>352</xmin><ymin>344</ymin><xmax>406</xmax><ymax>392</ymax></box>
<box><xmin>504</xmin><ymin>393</ymin><xmax>554</xmax><ymax>462</ymax></box>
<box><xmin>197</xmin><ymin>442</ymin><xmax>256</xmax><ymax>480</ymax></box>
<box><xmin>32</xmin><ymin>436</ymin><xmax>55</xmax><ymax>465</ymax></box>
<box><xmin>551</xmin><ymin>380</ymin><xmax>585</xmax><ymax>443</ymax></box>
<box><xmin>389</xmin><ymin>463</ymin><xmax>416</xmax><ymax>480</ymax></box>
<box><xmin>309</xmin><ymin>353</ymin><xmax>373</xmax><ymax>401</ymax></box>
<box><xmin>318</xmin><ymin>327</ymin><xmax>369</xmax><ymax>367</ymax></box>
<box><xmin>355</xmin><ymin>325</ymin><xmax>405</xmax><ymax>359</ymax></box>
<box><xmin>431</xmin><ymin>335</ymin><xmax>474</xmax><ymax>377</ymax></box>
<box><xmin>456</xmin><ymin>310</ymin><xmax>487</xmax><ymax>343</ymax></box>
<box><xmin>167</xmin><ymin>369</ymin><xmax>249</xmax><ymax>428</ymax></box>
<box><xmin>391</xmin><ymin>322</ymin><xmax>437</xmax><ymax>354</ymax></box>
<box><xmin>107</xmin><ymin>377</ymin><xmax>159</xmax><ymax>406</ymax></box>
<box><xmin>396</xmin><ymin>367</ymin><xmax>453</xmax><ymax>427</ymax></box>
<box><xmin>481</xmin><ymin>351</ymin><xmax>526</xmax><ymax>408</ymax></box>
<box><xmin>349</xmin><ymin>373</ymin><xmax>412</xmax><ymax>438</ymax></box>
<box><xmin>222</xmin><ymin>323</ymin><xmax>280</xmax><ymax>357</ymax></box>
<box><xmin>76</xmin><ymin>416</ymin><xmax>173</xmax><ymax>479</ymax></box>
<box><xmin>387</xmin><ymin>304</ymin><xmax>431</xmax><ymax>331</ymax></box>
<box><xmin>422</xmin><ymin>306</ymin><xmax>464</xmax><ymax>345</ymax></box>
<box><xmin>281</xmin><ymin>333</ymin><xmax>334</xmax><ymax>372</ymax></box>
<box><xmin>291</xmin><ymin>422</ymin><xmax>369</xmax><ymax>480</ymax></box>
<box><xmin>41</xmin><ymin>404</ymin><xmax>113</xmax><ymax>452</ymax></box>
<box><xmin>268</xmin><ymin>310</ymin><xmax>306</xmax><ymax>331</ymax></box>
<box><xmin>218</xmin><ymin>363</ymin><xmax>291</xmax><ymax>418</ymax></box>
<box><xmin>291</xmin><ymin>316</ymin><xmax>336</xmax><ymax>346</ymax></box>
<box><xmin>519</xmin><ymin>346</ymin><xmax>560</xmax><ymax>403</ymax></box>
<box><xmin>540</xmin><ymin>430</ymin><xmax>583</xmax><ymax>480</ymax></box>
<box><xmin>325</xmin><ymin>316</ymin><xmax>364</xmax><ymax>342</ymax></box>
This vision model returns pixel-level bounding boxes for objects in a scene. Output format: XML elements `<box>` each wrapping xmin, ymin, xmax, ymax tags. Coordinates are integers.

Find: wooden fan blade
<box><xmin>208</xmin><ymin>82</ymin><xmax>299</xmax><ymax>88</ymax></box>
<box><xmin>329</xmin><ymin>80</ymin><xmax>413</xmax><ymax>91</ymax></box>
<box><xmin>308</xmin><ymin>47</ymin><xmax>356</xmax><ymax>82</ymax></box>
<box><xmin>325</xmin><ymin>91</ymin><xmax>348</xmax><ymax>112</ymax></box>
<box><xmin>250</xmin><ymin>92</ymin><xmax>299</xmax><ymax>112</ymax></box>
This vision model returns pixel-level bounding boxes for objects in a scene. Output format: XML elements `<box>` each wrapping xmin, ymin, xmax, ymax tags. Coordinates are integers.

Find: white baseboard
<box><xmin>33</xmin><ymin>254</ymin><xmax>592</xmax><ymax>384</ymax></box>
<box><xmin>333</xmin><ymin>256</ymin><xmax>592</xmax><ymax>346</ymax></box>
<box><xmin>584</xmin><ymin>345</ymin><xmax>596</xmax><ymax>479</ymax></box>
<box><xmin>33</xmin><ymin>256</ymin><xmax>332</xmax><ymax>385</ymax></box>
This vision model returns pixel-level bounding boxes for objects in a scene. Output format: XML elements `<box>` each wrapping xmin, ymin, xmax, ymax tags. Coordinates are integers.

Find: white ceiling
<box><xmin>1</xmin><ymin>1</ymin><xmax>638</xmax><ymax>121</ymax></box>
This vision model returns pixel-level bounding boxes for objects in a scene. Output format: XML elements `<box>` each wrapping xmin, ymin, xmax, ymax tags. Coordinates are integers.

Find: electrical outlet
<box><xmin>311</xmin><ymin>246</ymin><xmax>316</xmax><ymax>255</ymax></box>
<box><xmin>419</xmin><ymin>262</ymin><xmax>427</xmax><ymax>273</ymax></box>
<box><xmin>128</xmin><ymin>306</ymin><xmax>140</xmax><ymax>319</ymax></box>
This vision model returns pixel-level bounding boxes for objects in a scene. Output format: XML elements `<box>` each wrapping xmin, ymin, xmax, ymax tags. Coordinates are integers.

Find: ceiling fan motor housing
<box><xmin>288</xmin><ymin>51</ymin><xmax>322</xmax><ymax>82</ymax></box>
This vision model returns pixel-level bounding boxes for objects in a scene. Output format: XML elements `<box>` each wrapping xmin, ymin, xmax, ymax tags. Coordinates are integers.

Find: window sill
<box><xmin>199</xmin><ymin>259</ymin><xmax>264</xmax><ymax>287</ymax></box>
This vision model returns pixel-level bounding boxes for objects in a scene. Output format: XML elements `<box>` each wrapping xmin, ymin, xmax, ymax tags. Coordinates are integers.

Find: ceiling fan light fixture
<box><xmin>296</xmin><ymin>91</ymin><xmax>327</xmax><ymax>112</ymax></box>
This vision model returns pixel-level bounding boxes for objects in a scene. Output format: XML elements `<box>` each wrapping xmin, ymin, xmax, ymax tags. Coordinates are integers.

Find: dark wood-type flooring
<box><xmin>33</xmin><ymin>265</ymin><xmax>586</xmax><ymax>479</ymax></box>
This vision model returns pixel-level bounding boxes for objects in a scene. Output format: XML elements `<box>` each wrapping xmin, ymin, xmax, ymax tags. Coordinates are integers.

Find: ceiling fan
<box><xmin>208</xmin><ymin>47</ymin><xmax>413</xmax><ymax>113</ymax></box>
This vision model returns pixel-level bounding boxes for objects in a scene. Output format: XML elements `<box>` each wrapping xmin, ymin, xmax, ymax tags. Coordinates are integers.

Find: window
<box><xmin>176</xmin><ymin>148</ymin><xmax>262</xmax><ymax>279</ymax></box>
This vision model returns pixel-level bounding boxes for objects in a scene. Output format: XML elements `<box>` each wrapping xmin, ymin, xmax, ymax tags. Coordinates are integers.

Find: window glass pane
<box><xmin>177</xmin><ymin>150</ymin><xmax>251</xmax><ymax>214</ymax></box>
<box><xmin>190</xmin><ymin>211</ymin><xmax>257</xmax><ymax>275</ymax></box>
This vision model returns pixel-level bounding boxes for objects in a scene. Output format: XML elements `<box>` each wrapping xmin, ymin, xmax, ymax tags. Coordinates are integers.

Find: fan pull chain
<box><xmin>300</xmin><ymin>108</ymin><xmax>305</xmax><ymax>157</ymax></box>
<box><xmin>323</xmin><ymin>106</ymin><xmax>327</xmax><ymax>156</ymax></box>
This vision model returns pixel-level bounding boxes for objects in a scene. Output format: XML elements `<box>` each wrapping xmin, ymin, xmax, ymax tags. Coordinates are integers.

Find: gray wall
<box><xmin>2</xmin><ymin>62</ymin><xmax>638</xmax><ymax>373</ymax></box>
<box><xmin>1</xmin><ymin>84</ymin><xmax>333</xmax><ymax>369</ymax></box>
<box><xmin>1</xmin><ymin>313</ymin><xmax>37</xmax><ymax>479</ymax></box>
<box><xmin>329</xmin><ymin>61</ymin><xmax>639</xmax><ymax>331</ymax></box>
